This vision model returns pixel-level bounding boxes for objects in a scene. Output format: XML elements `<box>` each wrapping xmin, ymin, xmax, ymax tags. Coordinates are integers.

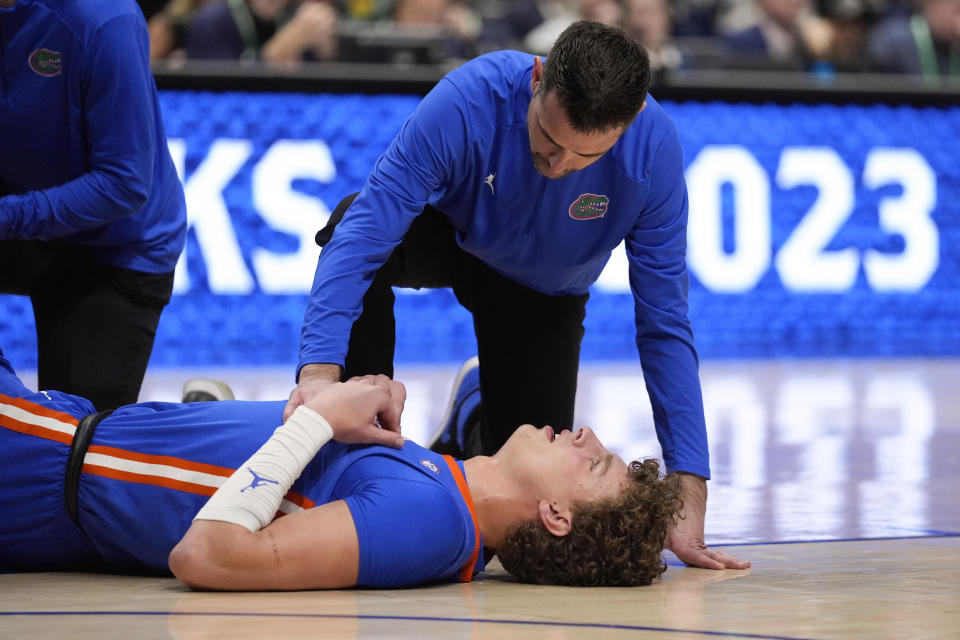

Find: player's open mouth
<box><xmin>545</xmin><ymin>425</ymin><xmax>556</xmax><ymax>442</ymax></box>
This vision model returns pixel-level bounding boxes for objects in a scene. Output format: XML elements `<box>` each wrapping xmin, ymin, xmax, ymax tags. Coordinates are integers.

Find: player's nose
<box><xmin>547</xmin><ymin>149</ymin><xmax>572</xmax><ymax>171</ymax></box>
<box><xmin>574</xmin><ymin>426</ymin><xmax>604</xmax><ymax>452</ymax></box>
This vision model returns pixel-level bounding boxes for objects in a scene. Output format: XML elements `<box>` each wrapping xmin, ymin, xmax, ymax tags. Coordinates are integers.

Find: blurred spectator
<box><xmin>524</xmin><ymin>0</ymin><xmax>622</xmax><ymax>54</ymax></box>
<box><xmin>865</xmin><ymin>0</ymin><xmax>960</xmax><ymax>77</ymax></box>
<box><xmin>475</xmin><ymin>0</ymin><xmax>548</xmax><ymax>50</ymax></box>
<box><xmin>337</xmin><ymin>0</ymin><xmax>481</xmax><ymax>63</ymax></box>
<box><xmin>622</xmin><ymin>0</ymin><xmax>688</xmax><ymax>71</ymax></box>
<box><xmin>814</xmin><ymin>0</ymin><xmax>877</xmax><ymax>72</ymax></box>
<box><xmin>717</xmin><ymin>0</ymin><xmax>763</xmax><ymax>33</ymax></box>
<box><xmin>720</xmin><ymin>0</ymin><xmax>833</xmax><ymax>69</ymax></box>
<box><xmin>185</xmin><ymin>0</ymin><xmax>338</xmax><ymax>61</ymax></box>
<box><xmin>339</xmin><ymin>0</ymin><xmax>391</xmax><ymax>19</ymax></box>
<box><xmin>148</xmin><ymin>0</ymin><xmax>218</xmax><ymax>59</ymax></box>
<box><xmin>394</xmin><ymin>0</ymin><xmax>481</xmax><ymax>58</ymax></box>
<box><xmin>671</xmin><ymin>0</ymin><xmax>724</xmax><ymax>36</ymax></box>
<box><xmin>138</xmin><ymin>0</ymin><xmax>169</xmax><ymax>19</ymax></box>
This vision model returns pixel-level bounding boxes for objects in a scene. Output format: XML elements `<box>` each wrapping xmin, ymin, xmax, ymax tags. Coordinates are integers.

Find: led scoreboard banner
<box><xmin>2</xmin><ymin>72</ymin><xmax>958</xmax><ymax>367</ymax></box>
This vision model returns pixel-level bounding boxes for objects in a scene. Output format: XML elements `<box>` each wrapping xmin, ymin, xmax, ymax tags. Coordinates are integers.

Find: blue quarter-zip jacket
<box><xmin>300</xmin><ymin>51</ymin><xmax>708</xmax><ymax>477</ymax></box>
<box><xmin>0</xmin><ymin>0</ymin><xmax>185</xmax><ymax>273</ymax></box>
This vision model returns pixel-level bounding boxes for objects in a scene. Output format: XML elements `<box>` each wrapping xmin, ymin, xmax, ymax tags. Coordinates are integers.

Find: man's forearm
<box><xmin>194</xmin><ymin>406</ymin><xmax>334</xmax><ymax>531</ymax></box>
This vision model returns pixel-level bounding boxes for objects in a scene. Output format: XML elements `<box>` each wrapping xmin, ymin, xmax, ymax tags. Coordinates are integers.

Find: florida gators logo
<box><xmin>420</xmin><ymin>459</ymin><xmax>440</xmax><ymax>474</ymax></box>
<box><xmin>568</xmin><ymin>193</ymin><xmax>609</xmax><ymax>220</ymax></box>
<box><xmin>29</xmin><ymin>49</ymin><xmax>62</xmax><ymax>77</ymax></box>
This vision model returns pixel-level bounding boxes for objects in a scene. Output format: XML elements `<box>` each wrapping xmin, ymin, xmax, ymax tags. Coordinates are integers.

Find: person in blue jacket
<box><xmin>0</xmin><ymin>0</ymin><xmax>187</xmax><ymax>410</ymax></box>
<box><xmin>0</xmin><ymin>344</ymin><xmax>686</xmax><ymax>588</ymax></box>
<box><xmin>285</xmin><ymin>20</ymin><xmax>749</xmax><ymax>571</ymax></box>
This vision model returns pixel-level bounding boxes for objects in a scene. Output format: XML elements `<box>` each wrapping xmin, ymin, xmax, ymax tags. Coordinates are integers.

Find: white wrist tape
<box><xmin>194</xmin><ymin>405</ymin><xmax>334</xmax><ymax>531</ymax></box>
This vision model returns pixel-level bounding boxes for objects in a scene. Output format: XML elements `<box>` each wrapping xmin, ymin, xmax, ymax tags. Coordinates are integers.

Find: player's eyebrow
<box><xmin>537</xmin><ymin>119</ymin><xmax>606</xmax><ymax>158</ymax></box>
<box><xmin>602</xmin><ymin>454</ymin><xmax>613</xmax><ymax>475</ymax></box>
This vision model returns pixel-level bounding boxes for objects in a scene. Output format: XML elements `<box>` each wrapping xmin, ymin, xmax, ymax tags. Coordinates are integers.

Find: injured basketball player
<box><xmin>0</xmin><ymin>347</ymin><xmax>683</xmax><ymax>589</ymax></box>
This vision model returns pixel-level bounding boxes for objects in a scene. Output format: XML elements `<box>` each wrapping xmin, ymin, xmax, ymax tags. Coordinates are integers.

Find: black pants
<box><xmin>0</xmin><ymin>239</ymin><xmax>174</xmax><ymax>411</ymax></box>
<box><xmin>320</xmin><ymin>194</ymin><xmax>588</xmax><ymax>455</ymax></box>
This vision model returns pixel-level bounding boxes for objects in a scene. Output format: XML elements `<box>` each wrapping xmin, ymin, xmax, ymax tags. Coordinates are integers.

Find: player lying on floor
<box><xmin>0</xmin><ymin>346</ymin><xmax>681</xmax><ymax>589</ymax></box>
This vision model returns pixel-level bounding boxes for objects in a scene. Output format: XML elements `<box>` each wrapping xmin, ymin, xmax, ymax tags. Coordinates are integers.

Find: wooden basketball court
<box><xmin>3</xmin><ymin>359</ymin><xmax>958</xmax><ymax>639</ymax></box>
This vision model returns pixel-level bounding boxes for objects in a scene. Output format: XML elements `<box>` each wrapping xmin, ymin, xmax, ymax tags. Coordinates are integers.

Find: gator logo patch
<box><xmin>568</xmin><ymin>193</ymin><xmax>609</xmax><ymax>220</ymax></box>
<box><xmin>29</xmin><ymin>49</ymin><xmax>62</xmax><ymax>77</ymax></box>
<box><xmin>420</xmin><ymin>459</ymin><xmax>439</xmax><ymax>474</ymax></box>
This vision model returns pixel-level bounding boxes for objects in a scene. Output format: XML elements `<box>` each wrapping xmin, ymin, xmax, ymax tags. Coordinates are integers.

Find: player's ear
<box><xmin>530</xmin><ymin>56</ymin><xmax>543</xmax><ymax>93</ymax></box>
<box><xmin>538</xmin><ymin>499</ymin><xmax>572</xmax><ymax>537</ymax></box>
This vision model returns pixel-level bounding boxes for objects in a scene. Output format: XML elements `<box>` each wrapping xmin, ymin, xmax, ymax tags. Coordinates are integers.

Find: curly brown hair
<box><xmin>497</xmin><ymin>458</ymin><xmax>682</xmax><ymax>586</ymax></box>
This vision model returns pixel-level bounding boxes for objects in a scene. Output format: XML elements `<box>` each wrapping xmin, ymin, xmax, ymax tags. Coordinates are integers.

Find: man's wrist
<box><xmin>674</xmin><ymin>472</ymin><xmax>707</xmax><ymax>518</ymax></box>
<box><xmin>676</xmin><ymin>472</ymin><xmax>707</xmax><ymax>495</ymax></box>
<box><xmin>298</xmin><ymin>363</ymin><xmax>342</xmax><ymax>385</ymax></box>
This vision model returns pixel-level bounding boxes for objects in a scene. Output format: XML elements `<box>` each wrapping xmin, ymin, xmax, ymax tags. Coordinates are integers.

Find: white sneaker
<box><xmin>426</xmin><ymin>356</ymin><xmax>481</xmax><ymax>456</ymax></box>
<box><xmin>181</xmin><ymin>378</ymin><xmax>235</xmax><ymax>403</ymax></box>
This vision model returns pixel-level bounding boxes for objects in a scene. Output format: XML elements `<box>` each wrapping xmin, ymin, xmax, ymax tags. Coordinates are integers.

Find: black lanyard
<box><xmin>910</xmin><ymin>14</ymin><xmax>960</xmax><ymax>80</ymax></box>
<box><xmin>227</xmin><ymin>0</ymin><xmax>260</xmax><ymax>60</ymax></box>
<box><xmin>227</xmin><ymin>0</ymin><xmax>292</xmax><ymax>60</ymax></box>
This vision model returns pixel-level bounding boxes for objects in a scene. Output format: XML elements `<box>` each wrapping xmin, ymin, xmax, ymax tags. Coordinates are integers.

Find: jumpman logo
<box><xmin>483</xmin><ymin>173</ymin><xmax>496</xmax><ymax>195</ymax></box>
<box><xmin>241</xmin><ymin>467</ymin><xmax>279</xmax><ymax>492</ymax></box>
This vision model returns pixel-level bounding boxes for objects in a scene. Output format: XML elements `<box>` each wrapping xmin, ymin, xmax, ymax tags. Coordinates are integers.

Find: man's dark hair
<box><xmin>538</xmin><ymin>20</ymin><xmax>651</xmax><ymax>133</ymax></box>
<box><xmin>498</xmin><ymin>458</ymin><xmax>682</xmax><ymax>587</ymax></box>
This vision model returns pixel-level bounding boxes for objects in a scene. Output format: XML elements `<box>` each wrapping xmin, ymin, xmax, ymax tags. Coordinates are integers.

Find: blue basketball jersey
<box><xmin>0</xmin><ymin>359</ymin><xmax>483</xmax><ymax>587</ymax></box>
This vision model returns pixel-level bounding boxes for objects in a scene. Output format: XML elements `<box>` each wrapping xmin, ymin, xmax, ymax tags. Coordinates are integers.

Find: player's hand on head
<box><xmin>304</xmin><ymin>376</ymin><xmax>406</xmax><ymax>449</ymax></box>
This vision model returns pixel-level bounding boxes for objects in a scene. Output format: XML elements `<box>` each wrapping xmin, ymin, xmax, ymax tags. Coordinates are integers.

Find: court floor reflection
<box><xmin>576</xmin><ymin>359</ymin><xmax>960</xmax><ymax>545</ymax></box>
<box><xmin>43</xmin><ymin>357</ymin><xmax>957</xmax><ymax>547</ymax></box>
